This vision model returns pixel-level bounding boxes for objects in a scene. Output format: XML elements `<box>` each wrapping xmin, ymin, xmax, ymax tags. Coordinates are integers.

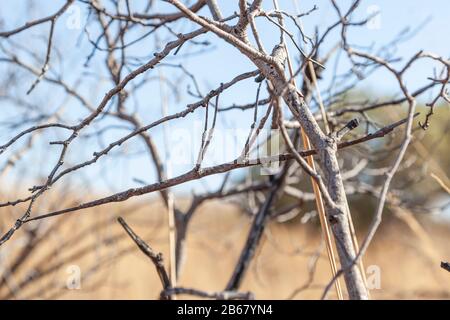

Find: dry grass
<box><xmin>1</xmin><ymin>199</ymin><xmax>450</xmax><ymax>300</ymax></box>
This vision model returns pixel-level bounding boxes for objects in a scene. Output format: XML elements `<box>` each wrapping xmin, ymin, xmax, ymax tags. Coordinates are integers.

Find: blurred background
<box><xmin>0</xmin><ymin>0</ymin><xmax>449</xmax><ymax>299</ymax></box>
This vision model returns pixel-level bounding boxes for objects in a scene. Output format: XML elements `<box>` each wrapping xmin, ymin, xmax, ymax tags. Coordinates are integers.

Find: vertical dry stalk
<box><xmin>159</xmin><ymin>70</ymin><xmax>177</xmax><ymax>289</ymax></box>
<box><xmin>307</xmin><ymin>61</ymin><xmax>330</xmax><ymax>134</ymax></box>
<box><xmin>431</xmin><ymin>173</ymin><xmax>450</xmax><ymax>194</ymax></box>
<box><xmin>273</xmin><ymin>0</ymin><xmax>343</xmax><ymax>300</ymax></box>
<box><xmin>306</xmin><ymin>59</ymin><xmax>369</xmax><ymax>298</ymax></box>
<box><xmin>167</xmin><ymin>193</ymin><xmax>177</xmax><ymax>287</ymax></box>
<box><xmin>300</xmin><ymin>127</ymin><xmax>344</xmax><ymax>300</ymax></box>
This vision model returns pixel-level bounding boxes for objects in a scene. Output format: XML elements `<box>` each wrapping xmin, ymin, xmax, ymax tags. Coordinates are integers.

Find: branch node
<box><xmin>441</xmin><ymin>261</ymin><xmax>450</xmax><ymax>273</ymax></box>
<box><xmin>336</xmin><ymin>118</ymin><xmax>360</xmax><ymax>140</ymax></box>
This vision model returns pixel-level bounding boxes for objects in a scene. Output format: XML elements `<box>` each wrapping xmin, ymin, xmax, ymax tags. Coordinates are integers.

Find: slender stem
<box><xmin>273</xmin><ymin>0</ymin><xmax>344</xmax><ymax>300</ymax></box>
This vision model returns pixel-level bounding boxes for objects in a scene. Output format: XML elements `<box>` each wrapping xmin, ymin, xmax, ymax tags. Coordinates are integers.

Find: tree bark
<box><xmin>123</xmin><ymin>0</ymin><xmax>370</xmax><ymax>299</ymax></box>
<box><xmin>281</xmin><ymin>84</ymin><xmax>369</xmax><ymax>300</ymax></box>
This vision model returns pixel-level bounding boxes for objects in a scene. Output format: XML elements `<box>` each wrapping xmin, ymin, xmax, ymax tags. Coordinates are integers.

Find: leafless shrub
<box><xmin>0</xmin><ymin>0</ymin><xmax>449</xmax><ymax>300</ymax></box>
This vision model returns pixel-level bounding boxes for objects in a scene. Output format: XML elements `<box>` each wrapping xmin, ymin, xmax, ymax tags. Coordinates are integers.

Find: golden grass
<box><xmin>1</xmin><ymin>199</ymin><xmax>450</xmax><ymax>300</ymax></box>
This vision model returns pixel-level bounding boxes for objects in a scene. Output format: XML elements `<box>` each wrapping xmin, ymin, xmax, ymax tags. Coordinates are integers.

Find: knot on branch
<box><xmin>335</xmin><ymin>118</ymin><xmax>360</xmax><ymax>141</ymax></box>
<box><xmin>441</xmin><ymin>261</ymin><xmax>450</xmax><ymax>273</ymax></box>
<box><xmin>271</xmin><ymin>43</ymin><xmax>287</xmax><ymax>69</ymax></box>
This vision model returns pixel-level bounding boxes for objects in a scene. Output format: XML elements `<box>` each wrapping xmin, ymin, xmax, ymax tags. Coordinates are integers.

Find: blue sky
<box><xmin>0</xmin><ymin>1</ymin><xmax>449</xmax><ymax>201</ymax></box>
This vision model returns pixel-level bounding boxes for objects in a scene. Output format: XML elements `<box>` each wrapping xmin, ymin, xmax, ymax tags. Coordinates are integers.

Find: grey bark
<box><xmin>241</xmin><ymin>43</ymin><xmax>368</xmax><ymax>299</ymax></box>
<box><xmin>206</xmin><ymin>0</ymin><xmax>223</xmax><ymax>21</ymax></box>
<box><xmin>279</xmin><ymin>81</ymin><xmax>369</xmax><ymax>300</ymax></box>
<box><xmin>103</xmin><ymin>0</ymin><xmax>371</xmax><ymax>299</ymax></box>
